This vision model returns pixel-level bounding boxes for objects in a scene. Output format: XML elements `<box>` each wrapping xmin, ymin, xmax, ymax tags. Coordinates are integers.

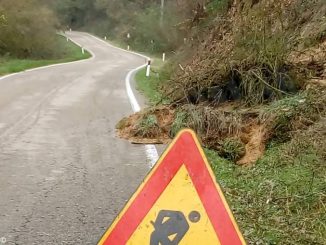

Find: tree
<box><xmin>0</xmin><ymin>0</ymin><xmax>60</xmax><ymax>58</ymax></box>
<box><xmin>54</xmin><ymin>0</ymin><xmax>101</xmax><ymax>28</ymax></box>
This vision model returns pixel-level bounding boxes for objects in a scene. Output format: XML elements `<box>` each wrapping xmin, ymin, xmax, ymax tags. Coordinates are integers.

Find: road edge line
<box><xmin>125</xmin><ymin>65</ymin><xmax>159</xmax><ymax>168</ymax></box>
<box><xmin>85</xmin><ymin>32</ymin><xmax>159</xmax><ymax>168</ymax></box>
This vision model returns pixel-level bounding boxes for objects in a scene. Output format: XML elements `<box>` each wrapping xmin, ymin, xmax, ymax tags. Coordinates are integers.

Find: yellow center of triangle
<box><xmin>127</xmin><ymin>165</ymin><xmax>221</xmax><ymax>244</ymax></box>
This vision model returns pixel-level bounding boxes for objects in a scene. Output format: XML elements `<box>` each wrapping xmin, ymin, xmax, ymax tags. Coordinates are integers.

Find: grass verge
<box><xmin>134</xmin><ymin>59</ymin><xmax>169</xmax><ymax>105</ymax></box>
<box><xmin>206</xmin><ymin>122</ymin><xmax>326</xmax><ymax>244</ymax></box>
<box><xmin>0</xmin><ymin>36</ymin><xmax>91</xmax><ymax>76</ymax></box>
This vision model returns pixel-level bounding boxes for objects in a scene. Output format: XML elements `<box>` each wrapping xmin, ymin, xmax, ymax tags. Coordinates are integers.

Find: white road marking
<box><xmin>88</xmin><ymin>33</ymin><xmax>159</xmax><ymax>168</ymax></box>
<box><xmin>125</xmin><ymin>66</ymin><xmax>159</xmax><ymax>168</ymax></box>
<box><xmin>0</xmin><ymin>32</ymin><xmax>159</xmax><ymax>168</ymax></box>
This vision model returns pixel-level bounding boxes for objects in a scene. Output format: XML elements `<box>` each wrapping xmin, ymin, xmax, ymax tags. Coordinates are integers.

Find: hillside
<box><xmin>116</xmin><ymin>1</ymin><xmax>326</xmax><ymax>243</ymax></box>
<box><xmin>118</xmin><ymin>0</ymin><xmax>326</xmax><ymax>164</ymax></box>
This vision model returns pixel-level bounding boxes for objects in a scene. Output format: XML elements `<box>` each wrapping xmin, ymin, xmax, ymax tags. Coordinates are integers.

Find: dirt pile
<box><xmin>117</xmin><ymin>105</ymin><xmax>267</xmax><ymax>165</ymax></box>
<box><xmin>116</xmin><ymin>106</ymin><xmax>174</xmax><ymax>144</ymax></box>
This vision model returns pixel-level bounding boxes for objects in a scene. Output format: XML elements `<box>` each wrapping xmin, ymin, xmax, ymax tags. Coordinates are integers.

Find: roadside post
<box><xmin>127</xmin><ymin>33</ymin><xmax>131</xmax><ymax>50</ymax></box>
<box><xmin>82</xmin><ymin>47</ymin><xmax>85</xmax><ymax>54</ymax></box>
<box><xmin>98</xmin><ymin>129</ymin><xmax>246</xmax><ymax>245</ymax></box>
<box><xmin>162</xmin><ymin>52</ymin><xmax>166</xmax><ymax>62</ymax></box>
<box><xmin>146</xmin><ymin>59</ymin><xmax>151</xmax><ymax>77</ymax></box>
<box><xmin>104</xmin><ymin>36</ymin><xmax>107</xmax><ymax>40</ymax></box>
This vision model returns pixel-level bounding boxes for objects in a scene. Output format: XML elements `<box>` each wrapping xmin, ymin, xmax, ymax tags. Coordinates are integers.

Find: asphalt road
<box><xmin>0</xmin><ymin>32</ymin><xmax>152</xmax><ymax>244</ymax></box>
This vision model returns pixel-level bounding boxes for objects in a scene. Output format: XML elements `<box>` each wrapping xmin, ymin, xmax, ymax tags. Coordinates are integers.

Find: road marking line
<box><xmin>0</xmin><ymin>35</ymin><xmax>95</xmax><ymax>82</ymax></box>
<box><xmin>124</xmin><ymin>62</ymin><xmax>159</xmax><ymax>168</ymax></box>
<box><xmin>0</xmin><ymin>31</ymin><xmax>159</xmax><ymax>168</ymax></box>
<box><xmin>86</xmin><ymin>32</ymin><xmax>160</xmax><ymax>168</ymax></box>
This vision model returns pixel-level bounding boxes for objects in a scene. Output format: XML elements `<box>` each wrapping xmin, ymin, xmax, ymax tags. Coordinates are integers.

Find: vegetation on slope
<box><xmin>0</xmin><ymin>0</ymin><xmax>60</xmax><ymax>58</ymax></box>
<box><xmin>0</xmin><ymin>36</ymin><xmax>91</xmax><ymax>76</ymax></box>
<box><xmin>120</xmin><ymin>0</ymin><xmax>326</xmax><ymax>163</ymax></box>
<box><xmin>0</xmin><ymin>0</ymin><xmax>90</xmax><ymax>76</ymax></box>
<box><xmin>52</xmin><ymin>0</ymin><xmax>208</xmax><ymax>54</ymax></box>
<box><xmin>116</xmin><ymin>2</ymin><xmax>326</xmax><ymax>242</ymax></box>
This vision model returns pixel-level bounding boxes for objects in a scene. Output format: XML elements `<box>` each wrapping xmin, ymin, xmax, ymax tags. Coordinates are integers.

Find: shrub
<box><xmin>218</xmin><ymin>137</ymin><xmax>246</xmax><ymax>161</ymax></box>
<box><xmin>170</xmin><ymin>110</ymin><xmax>188</xmax><ymax>137</ymax></box>
<box><xmin>135</xmin><ymin>114</ymin><xmax>161</xmax><ymax>138</ymax></box>
<box><xmin>0</xmin><ymin>0</ymin><xmax>60</xmax><ymax>58</ymax></box>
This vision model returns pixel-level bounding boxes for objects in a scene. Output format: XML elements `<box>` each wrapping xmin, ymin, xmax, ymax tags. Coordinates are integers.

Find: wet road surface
<box><xmin>0</xmin><ymin>32</ymin><xmax>152</xmax><ymax>244</ymax></box>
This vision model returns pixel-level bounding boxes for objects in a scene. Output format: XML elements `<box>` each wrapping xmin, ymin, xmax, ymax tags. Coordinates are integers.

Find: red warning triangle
<box><xmin>98</xmin><ymin>129</ymin><xmax>246</xmax><ymax>244</ymax></box>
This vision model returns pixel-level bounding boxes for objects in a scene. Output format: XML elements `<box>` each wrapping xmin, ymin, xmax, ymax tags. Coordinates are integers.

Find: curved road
<box><xmin>0</xmin><ymin>32</ymin><xmax>151</xmax><ymax>244</ymax></box>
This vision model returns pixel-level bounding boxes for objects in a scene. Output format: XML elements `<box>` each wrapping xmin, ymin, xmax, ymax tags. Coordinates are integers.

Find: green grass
<box><xmin>135</xmin><ymin>58</ymin><xmax>169</xmax><ymax>105</ymax></box>
<box><xmin>135</xmin><ymin>114</ymin><xmax>161</xmax><ymax>137</ymax></box>
<box><xmin>102</xmin><ymin>36</ymin><xmax>168</xmax><ymax>105</ymax></box>
<box><xmin>134</xmin><ymin>64</ymin><xmax>325</xmax><ymax>243</ymax></box>
<box><xmin>103</xmin><ymin>36</ymin><xmax>171</xmax><ymax>106</ymax></box>
<box><xmin>0</xmin><ymin>36</ymin><xmax>91</xmax><ymax>76</ymax></box>
<box><xmin>170</xmin><ymin>110</ymin><xmax>189</xmax><ymax>137</ymax></box>
<box><xmin>206</xmin><ymin>136</ymin><xmax>325</xmax><ymax>244</ymax></box>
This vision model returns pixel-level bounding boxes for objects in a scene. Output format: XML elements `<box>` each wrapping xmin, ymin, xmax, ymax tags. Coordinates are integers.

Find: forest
<box><xmin>0</xmin><ymin>0</ymin><xmax>205</xmax><ymax>57</ymax></box>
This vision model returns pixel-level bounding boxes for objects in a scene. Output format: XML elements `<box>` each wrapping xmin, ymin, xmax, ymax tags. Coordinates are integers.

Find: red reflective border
<box><xmin>102</xmin><ymin>131</ymin><xmax>244</xmax><ymax>244</ymax></box>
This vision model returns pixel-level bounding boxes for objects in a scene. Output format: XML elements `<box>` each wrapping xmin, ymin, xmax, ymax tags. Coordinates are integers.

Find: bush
<box><xmin>135</xmin><ymin>114</ymin><xmax>161</xmax><ymax>138</ymax></box>
<box><xmin>207</xmin><ymin>0</ymin><xmax>232</xmax><ymax>14</ymax></box>
<box><xmin>170</xmin><ymin>110</ymin><xmax>188</xmax><ymax>137</ymax></box>
<box><xmin>131</xmin><ymin>6</ymin><xmax>184</xmax><ymax>53</ymax></box>
<box><xmin>0</xmin><ymin>0</ymin><xmax>60</xmax><ymax>58</ymax></box>
<box><xmin>218</xmin><ymin>138</ymin><xmax>246</xmax><ymax>161</ymax></box>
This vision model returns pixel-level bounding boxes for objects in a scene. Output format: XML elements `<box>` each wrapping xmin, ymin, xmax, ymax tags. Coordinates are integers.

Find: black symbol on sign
<box><xmin>150</xmin><ymin>210</ymin><xmax>201</xmax><ymax>245</ymax></box>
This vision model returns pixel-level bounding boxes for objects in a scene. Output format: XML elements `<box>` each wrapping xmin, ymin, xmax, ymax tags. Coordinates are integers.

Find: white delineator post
<box><xmin>82</xmin><ymin>47</ymin><xmax>85</xmax><ymax>54</ymax></box>
<box><xmin>162</xmin><ymin>53</ymin><xmax>166</xmax><ymax>62</ymax></box>
<box><xmin>104</xmin><ymin>36</ymin><xmax>107</xmax><ymax>40</ymax></box>
<box><xmin>127</xmin><ymin>33</ymin><xmax>131</xmax><ymax>51</ymax></box>
<box><xmin>146</xmin><ymin>59</ymin><xmax>151</xmax><ymax>77</ymax></box>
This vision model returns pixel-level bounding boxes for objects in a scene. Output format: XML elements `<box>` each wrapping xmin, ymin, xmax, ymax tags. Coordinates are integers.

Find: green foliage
<box><xmin>0</xmin><ymin>36</ymin><xmax>91</xmax><ymax>76</ymax></box>
<box><xmin>229</xmin><ymin>1</ymin><xmax>300</xmax><ymax>105</ymax></box>
<box><xmin>53</xmin><ymin>0</ymin><xmax>206</xmax><ymax>54</ymax></box>
<box><xmin>130</xmin><ymin>6</ymin><xmax>183</xmax><ymax>53</ymax></box>
<box><xmin>135</xmin><ymin>114</ymin><xmax>160</xmax><ymax>138</ymax></box>
<box><xmin>207</xmin><ymin>0</ymin><xmax>231</xmax><ymax>13</ymax></box>
<box><xmin>260</xmin><ymin>87</ymin><xmax>326</xmax><ymax>143</ymax></box>
<box><xmin>218</xmin><ymin>138</ymin><xmax>246</xmax><ymax>161</ymax></box>
<box><xmin>170</xmin><ymin>111</ymin><xmax>189</xmax><ymax>137</ymax></box>
<box><xmin>55</xmin><ymin>0</ymin><xmax>102</xmax><ymax>29</ymax></box>
<box><xmin>0</xmin><ymin>0</ymin><xmax>61</xmax><ymax>58</ymax></box>
<box><xmin>165</xmin><ymin>0</ymin><xmax>326</xmax><ymax>106</ymax></box>
<box><xmin>135</xmin><ymin>59</ymin><xmax>170</xmax><ymax>105</ymax></box>
<box><xmin>206</xmin><ymin>130</ymin><xmax>326</xmax><ymax>244</ymax></box>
